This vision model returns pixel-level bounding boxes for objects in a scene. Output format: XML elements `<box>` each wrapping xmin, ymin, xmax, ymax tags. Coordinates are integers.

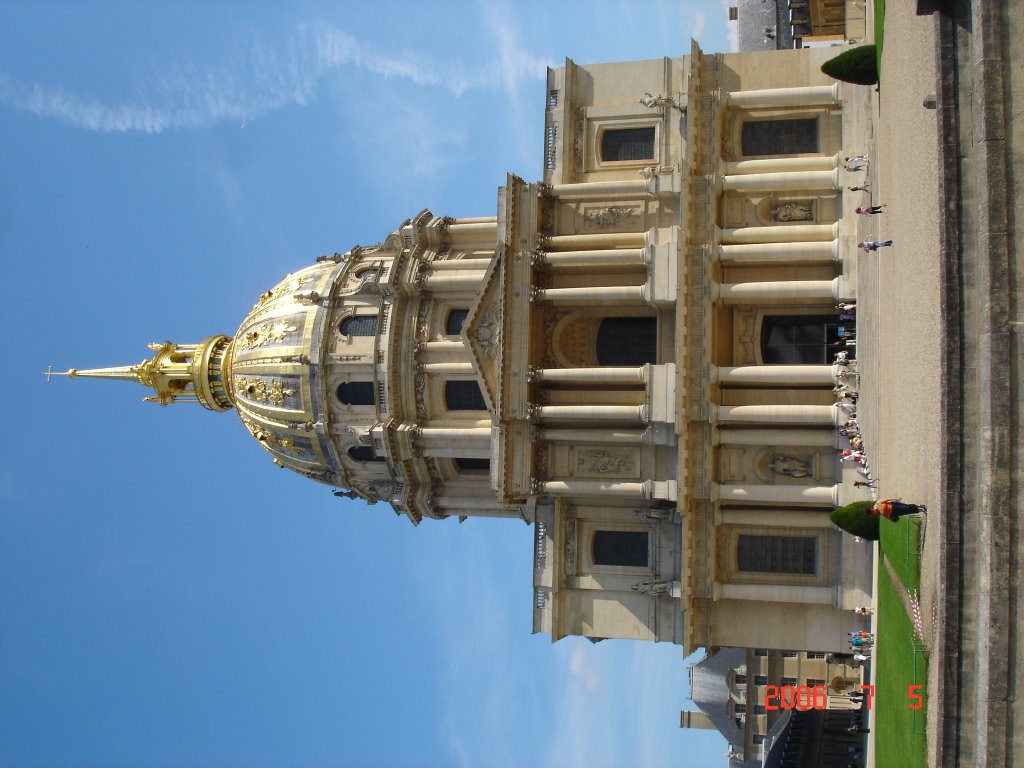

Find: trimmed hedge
<box><xmin>830</xmin><ymin>500</ymin><xmax>880</xmax><ymax>540</ymax></box>
<box><xmin>821</xmin><ymin>45</ymin><xmax>879</xmax><ymax>85</ymax></box>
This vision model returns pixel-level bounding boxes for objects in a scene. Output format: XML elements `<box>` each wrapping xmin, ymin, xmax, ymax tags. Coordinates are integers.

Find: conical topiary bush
<box><xmin>830</xmin><ymin>500</ymin><xmax>880</xmax><ymax>540</ymax></box>
<box><xmin>821</xmin><ymin>45</ymin><xmax>878</xmax><ymax>85</ymax></box>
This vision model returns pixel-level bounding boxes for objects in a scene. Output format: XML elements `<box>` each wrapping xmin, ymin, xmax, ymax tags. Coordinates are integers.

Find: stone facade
<box><xmin>70</xmin><ymin>41</ymin><xmax>871</xmax><ymax>656</ymax></box>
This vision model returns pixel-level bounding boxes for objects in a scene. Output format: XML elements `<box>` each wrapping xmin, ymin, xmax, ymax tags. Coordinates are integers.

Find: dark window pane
<box><xmin>337</xmin><ymin>381</ymin><xmax>375</xmax><ymax>406</ymax></box>
<box><xmin>446</xmin><ymin>309</ymin><xmax>469</xmax><ymax>336</ymax></box>
<box><xmin>444</xmin><ymin>380</ymin><xmax>487</xmax><ymax>411</ymax></box>
<box><xmin>761</xmin><ymin>314</ymin><xmax>844</xmax><ymax>364</ymax></box>
<box><xmin>592</xmin><ymin>530</ymin><xmax>649</xmax><ymax>567</ymax></box>
<box><xmin>597</xmin><ymin>317</ymin><xmax>657</xmax><ymax>365</ymax></box>
<box><xmin>348</xmin><ymin>445</ymin><xmax>385</xmax><ymax>462</ymax></box>
<box><xmin>455</xmin><ymin>457</ymin><xmax>490</xmax><ymax>471</ymax></box>
<box><xmin>339</xmin><ymin>315</ymin><xmax>378</xmax><ymax>336</ymax></box>
<box><xmin>741</xmin><ymin>119</ymin><xmax>818</xmax><ymax>156</ymax></box>
<box><xmin>601</xmin><ymin>127</ymin><xmax>655</xmax><ymax>161</ymax></box>
<box><xmin>737</xmin><ymin>535</ymin><xmax>817</xmax><ymax>575</ymax></box>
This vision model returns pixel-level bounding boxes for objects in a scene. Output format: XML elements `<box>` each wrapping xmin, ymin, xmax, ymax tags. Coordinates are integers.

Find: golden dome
<box><xmin>229</xmin><ymin>260</ymin><xmax>349</xmax><ymax>487</ymax></box>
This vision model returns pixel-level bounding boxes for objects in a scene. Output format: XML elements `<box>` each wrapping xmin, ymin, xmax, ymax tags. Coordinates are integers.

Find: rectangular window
<box><xmin>754</xmin><ymin>649</ymin><xmax>768</xmax><ymax>657</ymax></box>
<box><xmin>737</xmin><ymin>535</ymin><xmax>817</xmax><ymax>575</ymax></box>
<box><xmin>601</xmin><ymin>127</ymin><xmax>655</xmax><ymax>162</ymax></box>
<box><xmin>741</xmin><ymin>118</ymin><xmax>818</xmax><ymax>156</ymax></box>
<box><xmin>592</xmin><ymin>530</ymin><xmax>649</xmax><ymax>568</ymax></box>
<box><xmin>754</xmin><ymin>675</ymin><xmax>768</xmax><ymax>686</ymax></box>
<box><xmin>782</xmin><ymin>677</ymin><xmax>798</xmax><ymax>687</ymax></box>
<box><xmin>806</xmin><ymin>678</ymin><xmax>825</xmax><ymax>687</ymax></box>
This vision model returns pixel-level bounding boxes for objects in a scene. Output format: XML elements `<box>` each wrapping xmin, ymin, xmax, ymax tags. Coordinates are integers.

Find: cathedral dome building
<box><xmin>60</xmin><ymin>42</ymin><xmax>875</xmax><ymax>656</ymax></box>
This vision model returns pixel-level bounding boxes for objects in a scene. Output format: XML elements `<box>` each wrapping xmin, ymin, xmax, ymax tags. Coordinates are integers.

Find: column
<box><xmin>418</xmin><ymin>426</ymin><xmax>491</xmax><ymax>457</ymax></box>
<box><xmin>534</xmin><ymin>366</ymin><xmax>647</xmax><ymax>384</ymax></box>
<box><xmin>717</xmin><ymin>428</ymin><xmax>837</xmax><ymax>447</ymax></box>
<box><xmin>714</xmin><ymin>278</ymin><xmax>839</xmax><ymax>304</ymax></box>
<box><xmin>721</xmin><ymin>169</ymin><xmax>840</xmax><ymax>193</ymax></box>
<box><xmin>422</xmin><ymin>272</ymin><xmax>486</xmax><ymax>291</ymax></box>
<box><xmin>541</xmin><ymin>248</ymin><xmax>646</xmax><ymax>268</ymax></box>
<box><xmin>719</xmin><ymin>583</ymin><xmax>836</xmax><ymax>605</ymax></box>
<box><xmin>719</xmin><ymin>222</ymin><xmax>838</xmax><ymax>244</ymax></box>
<box><xmin>717</xmin><ymin>241</ymin><xmax>838</xmax><ymax>264</ymax></box>
<box><xmin>723</xmin><ymin>155</ymin><xmax>839</xmax><ymax>175</ymax></box>
<box><xmin>533</xmin><ymin>285</ymin><xmax>647</xmax><ymax>304</ymax></box>
<box><xmin>534</xmin><ymin>404</ymin><xmax>647</xmax><ymax>423</ymax></box>
<box><xmin>717</xmin><ymin>404</ymin><xmax>839</xmax><ymax>425</ymax></box>
<box><xmin>722</xmin><ymin>83</ymin><xmax>841</xmax><ymax>108</ymax></box>
<box><xmin>718</xmin><ymin>483</ymin><xmax>837</xmax><ymax>505</ymax></box>
<box><xmin>445</xmin><ymin>222</ymin><xmax>497</xmax><ymax>249</ymax></box>
<box><xmin>541</xmin><ymin>428</ymin><xmax>648</xmax><ymax>444</ymax></box>
<box><xmin>420</xmin><ymin>340</ymin><xmax>464</xmax><ymax>353</ymax></box>
<box><xmin>418</xmin><ymin>362</ymin><xmax>476</xmax><ymax>375</ymax></box>
<box><xmin>715</xmin><ymin>365</ymin><xmax>834</xmax><ymax>386</ymax></box>
<box><xmin>546</xmin><ymin>232</ymin><xmax>647</xmax><ymax>250</ymax></box>
<box><xmin>542</xmin><ymin>479</ymin><xmax>677</xmax><ymax>500</ymax></box>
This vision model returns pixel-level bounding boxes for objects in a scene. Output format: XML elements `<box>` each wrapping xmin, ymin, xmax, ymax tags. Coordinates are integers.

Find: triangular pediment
<box><xmin>462</xmin><ymin>247</ymin><xmax>505</xmax><ymax>416</ymax></box>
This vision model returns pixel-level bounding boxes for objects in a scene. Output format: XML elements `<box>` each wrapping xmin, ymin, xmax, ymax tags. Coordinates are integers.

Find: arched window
<box><xmin>736</xmin><ymin>534</ymin><xmax>817</xmax><ymax>575</ymax></box>
<box><xmin>600</xmin><ymin>127</ymin><xmax>655</xmax><ymax>162</ymax></box>
<box><xmin>446</xmin><ymin>309</ymin><xmax>469</xmax><ymax>336</ymax></box>
<box><xmin>761</xmin><ymin>314</ymin><xmax>843</xmax><ymax>364</ymax></box>
<box><xmin>348</xmin><ymin>445</ymin><xmax>385</xmax><ymax>462</ymax></box>
<box><xmin>444</xmin><ymin>381</ymin><xmax>487</xmax><ymax>411</ymax></box>
<box><xmin>592</xmin><ymin>530</ymin><xmax>649</xmax><ymax>568</ymax></box>
<box><xmin>596</xmin><ymin>317</ymin><xmax>657</xmax><ymax>365</ymax></box>
<box><xmin>741</xmin><ymin>118</ymin><xmax>818</xmax><ymax>157</ymax></box>
<box><xmin>339</xmin><ymin>315</ymin><xmax>378</xmax><ymax>336</ymax></box>
<box><xmin>455</xmin><ymin>457</ymin><xmax>490</xmax><ymax>472</ymax></box>
<box><xmin>336</xmin><ymin>381</ymin><xmax>375</xmax><ymax>406</ymax></box>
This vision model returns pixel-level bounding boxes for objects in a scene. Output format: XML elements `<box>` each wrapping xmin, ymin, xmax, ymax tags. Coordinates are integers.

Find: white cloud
<box><xmin>691</xmin><ymin>9</ymin><xmax>707</xmax><ymax>39</ymax></box>
<box><xmin>0</xmin><ymin>13</ymin><xmax>552</xmax><ymax>137</ymax></box>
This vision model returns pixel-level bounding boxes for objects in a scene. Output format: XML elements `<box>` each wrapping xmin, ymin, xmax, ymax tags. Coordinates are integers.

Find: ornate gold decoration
<box><xmin>240</xmin><ymin>417</ymin><xmax>304</xmax><ymax>455</ymax></box>
<box><xmin>235</xmin><ymin>376</ymin><xmax>295</xmax><ymax>406</ymax></box>
<box><xmin>236</xmin><ymin>320</ymin><xmax>298</xmax><ymax>351</ymax></box>
<box><xmin>251</xmin><ymin>275</ymin><xmax>313</xmax><ymax>311</ymax></box>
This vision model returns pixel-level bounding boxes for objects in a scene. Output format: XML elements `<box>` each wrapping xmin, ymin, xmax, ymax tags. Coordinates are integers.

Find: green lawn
<box><xmin>874</xmin><ymin>567</ymin><xmax>927</xmax><ymax>768</ymax></box>
<box><xmin>874</xmin><ymin>0</ymin><xmax>885</xmax><ymax>74</ymax></box>
<box><xmin>879</xmin><ymin>515</ymin><xmax>922</xmax><ymax>591</ymax></box>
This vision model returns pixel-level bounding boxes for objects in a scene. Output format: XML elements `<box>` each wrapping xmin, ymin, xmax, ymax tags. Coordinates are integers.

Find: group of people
<box><xmin>846</xmin><ymin>155</ymin><xmax>895</xmax><ymax>252</ymax></box>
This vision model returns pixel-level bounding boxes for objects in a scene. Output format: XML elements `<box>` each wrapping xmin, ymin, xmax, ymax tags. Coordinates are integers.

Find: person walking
<box><xmin>860</xmin><ymin>240</ymin><xmax>894</xmax><ymax>251</ymax></box>
<box><xmin>849</xmin><ymin>184</ymin><xmax>871</xmax><ymax>192</ymax></box>
<box><xmin>869</xmin><ymin>497</ymin><xmax>926</xmax><ymax>522</ymax></box>
<box><xmin>855</xmin><ymin>205</ymin><xmax>886</xmax><ymax>215</ymax></box>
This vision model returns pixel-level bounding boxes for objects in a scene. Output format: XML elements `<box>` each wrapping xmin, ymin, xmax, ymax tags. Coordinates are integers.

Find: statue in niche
<box><xmin>770</xmin><ymin>454</ymin><xmax>812</xmax><ymax>478</ymax></box>
<box><xmin>771</xmin><ymin>202</ymin><xmax>814</xmax><ymax>222</ymax></box>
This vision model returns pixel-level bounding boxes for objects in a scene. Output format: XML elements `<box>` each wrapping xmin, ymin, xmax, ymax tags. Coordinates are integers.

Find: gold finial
<box><xmin>50</xmin><ymin>336</ymin><xmax>236</xmax><ymax>412</ymax></box>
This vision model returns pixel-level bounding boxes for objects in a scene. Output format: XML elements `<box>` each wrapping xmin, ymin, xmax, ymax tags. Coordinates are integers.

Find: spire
<box><xmin>47</xmin><ymin>335</ymin><xmax>236</xmax><ymax>411</ymax></box>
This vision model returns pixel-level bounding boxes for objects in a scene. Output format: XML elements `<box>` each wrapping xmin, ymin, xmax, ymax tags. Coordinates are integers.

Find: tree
<box><xmin>830</xmin><ymin>500</ymin><xmax>880</xmax><ymax>540</ymax></box>
<box><xmin>821</xmin><ymin>45</ymin><xmax>879</xmax><ymax>86</ymax></box>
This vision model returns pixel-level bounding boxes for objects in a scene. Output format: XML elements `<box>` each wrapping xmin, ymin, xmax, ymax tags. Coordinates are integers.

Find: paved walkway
<box><xmin>857</xmin><ymin>0</ymin><xmax>1023</xmax><ymax>765</ymax></box>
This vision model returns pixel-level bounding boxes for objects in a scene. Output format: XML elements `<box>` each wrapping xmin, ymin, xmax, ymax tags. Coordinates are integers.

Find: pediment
<box><xmin>462</xmin><ymin>248</ymin><xmax>505</xmax><ymax>416</ymax></box>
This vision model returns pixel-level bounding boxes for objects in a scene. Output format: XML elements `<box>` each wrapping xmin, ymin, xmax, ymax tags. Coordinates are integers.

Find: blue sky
<box><xmin>0</xmin><ymin>2</ymin><xmax>737</xmax><ymax>766</ymax></box>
